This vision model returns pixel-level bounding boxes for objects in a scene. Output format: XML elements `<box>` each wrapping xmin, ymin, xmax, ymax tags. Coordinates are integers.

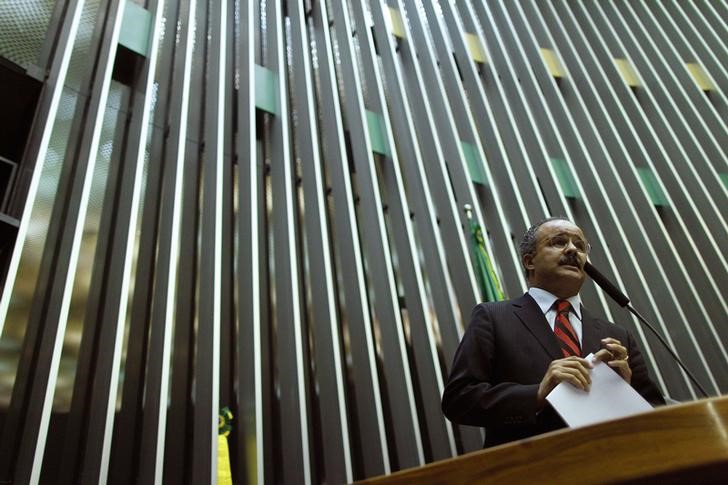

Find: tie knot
<box><xmin>555</xmin><ymin>299</ymin><xmax>572</xmax><ymax>315</ymax></box>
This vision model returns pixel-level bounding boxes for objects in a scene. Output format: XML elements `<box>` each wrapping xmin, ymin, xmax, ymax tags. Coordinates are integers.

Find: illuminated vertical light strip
<box><xmin>683</xmin><ymin>0</ymin><xmax>728</xmax><ymax>59</ymax></box>
<box><xmin>210</xmin><ymin>0</ymin><xmax>226</xmax><ymax>478</ymax></box>
<box><xmin>629</xmin><ymin>0</ymin><xmax>728</xmax><ymax>381</ymax></box>
<box><xmin>372</xmin><ymin>0</ymin><xmax>463</xmax><ymax>459</ymax></box>
<box><xmin>97</xmin><ymin>1</ymin><xmax>167</xmax><ymax>482</ymax></box>
<box><xmin>518</xmin><ymin>0</ymin><xmax>675</xmax><ymax>391</ymax></box>
<box><xmin>250</xmin><ymin>0</ymin><xmax>264</xmax><ymax>479</ymax></box>
<box><xmin>534</xmin><ymin>0</ymin><xmax>682</xmax><ymax>395</ymax></box>
<box><xmin>288</xmin><ymin>0</ymin><xmax>353</xmax><ymax>481</ymax></box>
<box><xmin>152</xmin><ymin>0</ymin><xmax>196</xmax><ymax>478</ymax></box>
<box><xmin>567</xmin><ymin>0</ymin><xmax>728</xmax><ymax>377</ymax></box>
<box><xmin>472</xmin><ymin>0</ymin><xmax>575</xmax><ymax>223</ymax></box>
<box><xmin>631</xmin><ymin>1</ymin><xmax>728</xmax><ymax>234</ymax></box>
<box><xmin>436</xmin><ymin>0</ymin><xmax>531</xmax><ymax>292</ymax></box>
<box><xmin>18</xmin><ymin>2</ymin><xmax>126</xmax><ymax>483</ymax></box>
<box><xmin>543</xmin><ymin>0</ymin><xmax>716</xmax><ymax>396</ymax></box>
<box><xmin>597</xmin><ymin>0</ymin><xmax>725</xmax><ymax>393</ymax></box>
<box><xmin>652</xmin><ymin>2</ymin><xmax>728</xmax><ymax>110</ymax></box>
<box><xmin>459</xmin><ymin>0</ymin><xmax>551</xmax><ymax>218</ymax></box>
<box><xmin>415</xmin><ymin>0</ymin><xmax>526</xmax><ymax>297</ymax></box>
<box><xmin>495</xmin><ymin>0</ymin><xmax>615</xmax><ymax>319</ymax></box>
<box><xmin>266</xmin><ymin>0</ymin><xmax>311</xmax><ymax>481</ymax></box>
<box><xmin>401</xmin><ymin>0</ymin><xmax>496</xmax><ymax>454</ymax></box>
<box><xmin>235</xmin><ymin>0</ymin><xmax>264</xmax><ymax>482</ymax></box>
<box><xmin>387</xmin><ymin>0</ymin><xmax>482</xmax><ymax>319</ymax></box>
<box><xmin>602</xmin><ymin>0</ymin><xmax>724</xmax><ymax>393</ymax></box>
<box><xmin>347</xmin><ymin>0</ymin><xmax>427</xmax><ymax>467</ymax></box>
<box><xmin>319</xmin><ymin>0</ymin><xmax>392</xmax><ymax>474</ymax></box>
<box><xmin>624</xmin><ymin>1</ymin><xmax>727</xmax><ymax>169</ymax></box>
<box><xmin>135</xmin><ymin>0</ymin><xmax>198</xmax><ymax>482</ymax></box>
<box><xmin>191</xmin><ymin>0</ymin><xmax>227</xmax><ymax>480</ymax></box>
<box><xmin>0</xmin><ymin>0</ymin><xmax>86</xmax><ymax>333</ymax></box>
<box><xmin>616</xmin><ymin>2</ymin><xmax>728</xmax><ymax>175</ymax></box>
<box><xmin>581</xmin><ymin>1</ymin><xmax>728</xmax><ymax>278</ymax></box>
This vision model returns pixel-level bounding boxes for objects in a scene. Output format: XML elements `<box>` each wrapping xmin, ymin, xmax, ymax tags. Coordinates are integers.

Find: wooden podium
<box><xmin>361</xmin><ymin>396</ymin><xmax>728</xmax><ymax>484</ymax></box>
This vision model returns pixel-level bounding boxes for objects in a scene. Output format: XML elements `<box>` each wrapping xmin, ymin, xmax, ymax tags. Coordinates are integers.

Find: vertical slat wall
<box><xmin>0</xmin><ymin>0</ymin><xmax>726</xmax><ymax>482</ymax></box>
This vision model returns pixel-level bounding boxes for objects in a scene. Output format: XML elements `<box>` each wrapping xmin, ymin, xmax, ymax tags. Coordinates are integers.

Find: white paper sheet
<box><xmin>545</xmin><ymin>353</ymin><xmax>654</xmax><ymax>428</ymax></box>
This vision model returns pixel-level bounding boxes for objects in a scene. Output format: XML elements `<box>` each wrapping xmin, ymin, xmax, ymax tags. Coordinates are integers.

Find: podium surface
<box><xmin>361</xmin><ymin>396</ymin><xmax>728</xmax><ymax>484</ymax></box>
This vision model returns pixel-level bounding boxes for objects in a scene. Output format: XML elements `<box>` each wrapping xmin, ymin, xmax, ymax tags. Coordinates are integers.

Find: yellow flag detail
<box><xmin>218</xmin><ymin>435</ymin><xmax>233</xmax><ymax>485</ymax></box>
<box><xmin>218</xmin><ymin>407</ymin><xmax>233</xmax><ymax>484</ymax></box>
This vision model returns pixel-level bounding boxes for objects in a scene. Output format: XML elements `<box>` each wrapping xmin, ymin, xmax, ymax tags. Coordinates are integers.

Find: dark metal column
<box><xmin>340</xmin><ymin>0</ymin><xmax>426</xmax><ymax>469</ymax></box>
<box><xmin>287</xmin><ymin>0</ymin><xmax>353</xmax><ymax>482</ymax></box>
<box><xmin>137</xmin><ymin>0</ymin><xmax>197</xmax><ymax>481</ymax></box>
<box><xmin>192</xmin><ymin>0</ymin><xmax>227</xmax><ymax>482</ymax></box>
<box><xmin>0</xmin><ymin>1</ymin><xmax>126</xmax><ymax>482</ymax></box>
<box><xmin>265</xmin><ymin>0</ymin><xmax>312</xmax><ymax>482</ymax></box>
<box><xmin>311</xmin><ymin>0</ymin><xmax>391</xmax><ymax>477</ymax></box>
<box><xmin>235</xmin><ymin>0</ymin><xmax>268</xmax><ymax>483</ymax></box>
<box><xmin>54</xmin><ymin>1</ymin><xmax>167</xmax><ymax>482</ymax></box>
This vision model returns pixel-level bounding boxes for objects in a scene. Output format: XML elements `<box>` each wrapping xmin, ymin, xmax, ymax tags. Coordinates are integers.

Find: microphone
<box><xmin>584</xmin><ymin>261</ymin><xmax>709</xmax><ymax>398</ymax></box>
<box><xmin>584</xmin><ymin>262</ymin><xmax>630</xmax><ymax>307</ymax></box>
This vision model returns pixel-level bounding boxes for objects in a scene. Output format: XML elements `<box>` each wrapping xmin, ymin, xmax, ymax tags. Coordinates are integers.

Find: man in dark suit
<box><xmin>442</xmin><ymin>217</ymin><xmax>664</xmax><ymax>448</ymax></box>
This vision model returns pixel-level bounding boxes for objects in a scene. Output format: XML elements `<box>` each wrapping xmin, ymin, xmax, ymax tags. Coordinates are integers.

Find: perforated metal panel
<box><xmin>0</xmin><ymin>0</ymin><xmax>55</xmax><ymax>68</ymax></box>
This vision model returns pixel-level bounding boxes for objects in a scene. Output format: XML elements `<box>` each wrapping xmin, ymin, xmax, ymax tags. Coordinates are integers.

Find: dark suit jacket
<box><xmin>442</xmin><ymin>293</ymin><xmax>664</xmax><ymax>448</ymax></box>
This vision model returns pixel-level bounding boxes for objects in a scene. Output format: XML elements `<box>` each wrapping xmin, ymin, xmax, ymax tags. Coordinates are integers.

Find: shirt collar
<box><xmin>528</xmin><ymin>287</ymin><xmax>582</xmax><ymax>319</ymax></box>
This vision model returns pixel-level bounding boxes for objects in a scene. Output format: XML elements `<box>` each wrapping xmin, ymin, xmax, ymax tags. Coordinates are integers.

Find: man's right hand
<box><xmin>536</xmin><ymin>356</ymin><xmax>593</xmax><ymax>409</ymax></box>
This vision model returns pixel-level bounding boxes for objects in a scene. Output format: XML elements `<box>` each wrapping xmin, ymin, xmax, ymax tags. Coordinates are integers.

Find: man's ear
<box><xmin>522</xmin><ymin>253</ymin><xmax>534</xmax><ymax>273</ymax></box>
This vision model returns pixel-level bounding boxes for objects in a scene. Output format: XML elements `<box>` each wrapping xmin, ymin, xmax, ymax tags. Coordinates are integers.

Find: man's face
<box><xmin>523</xmin><ymin>219</ymin><xmax>589</xmax><ymax>298</ymax></box>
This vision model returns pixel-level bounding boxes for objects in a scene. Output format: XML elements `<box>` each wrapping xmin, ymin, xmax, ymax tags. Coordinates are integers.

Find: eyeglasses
<box><xmin>542</xmin><ymin>234</ymin><xmax>591</xmax><ymax>254</ymax></box>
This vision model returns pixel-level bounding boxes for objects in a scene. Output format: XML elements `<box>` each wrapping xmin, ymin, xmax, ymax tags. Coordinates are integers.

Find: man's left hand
<box><xmin>593</xmin><ymin>337</ymin><xmax>632</xmax><ymax>384</ymax></box>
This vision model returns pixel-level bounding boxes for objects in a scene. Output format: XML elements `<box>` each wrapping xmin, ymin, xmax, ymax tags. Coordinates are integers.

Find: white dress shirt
<box><xmin>528</xmin><ymin>287</ymin><xmax>583</xmax><ymax>345</ymax></box>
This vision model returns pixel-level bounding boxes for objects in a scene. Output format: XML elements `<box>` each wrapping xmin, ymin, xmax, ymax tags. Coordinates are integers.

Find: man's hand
<box><xmin>593</xmin><ymin>337</ymin><xmax>632</xmax><ymax>384</ymax></box>
<box><xmin>536</xmin><ymin>356</ymin><xmax>593</xmax><ymax>409</ymax></box>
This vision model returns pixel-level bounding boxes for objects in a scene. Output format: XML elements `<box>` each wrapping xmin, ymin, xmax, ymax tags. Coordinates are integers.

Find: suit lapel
<box><xmin>512</xmin><ymin>293</ymin><xmax>562</xmax><ymax>360</ymax></box>
<box><xmin>580</xmin><ymin>306</ymin><xmax>604</xmax><ymax>356</ymax></box>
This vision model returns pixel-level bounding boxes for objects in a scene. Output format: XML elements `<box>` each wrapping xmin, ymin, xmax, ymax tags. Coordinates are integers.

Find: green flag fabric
<box><xmin>470</xmin><ymin>219</ymin><xmax>504</xmax><ymax>302</ymax></box>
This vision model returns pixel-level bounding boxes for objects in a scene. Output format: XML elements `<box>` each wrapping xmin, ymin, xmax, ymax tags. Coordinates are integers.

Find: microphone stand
<box><xmin>624</xmin><ymin>304</ymin><xmax>708</xmax><ymax>398</ymax></box>
<box><xmin>584</xmin><ymin>262</ymin><xmax>709</xmax><ymax>399</ymax></box>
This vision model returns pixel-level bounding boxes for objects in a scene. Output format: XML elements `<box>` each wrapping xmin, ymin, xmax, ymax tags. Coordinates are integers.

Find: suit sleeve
<box><xmin>441</xmin><ymin>304</ymin><xmax>541</xmax><ymax>427</ymax></box>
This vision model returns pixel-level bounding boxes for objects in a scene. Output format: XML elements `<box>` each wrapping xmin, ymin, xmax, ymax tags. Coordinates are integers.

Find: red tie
<box><xmin>554</xmin><ymin>300</ymin><xmax>581</xmax><ymax>357</ymax></box>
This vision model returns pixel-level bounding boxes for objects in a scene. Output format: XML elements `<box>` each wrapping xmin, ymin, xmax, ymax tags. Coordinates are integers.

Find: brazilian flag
<box><xmin>467</xmin><ymin>210</ymin><xmax>504</xmax><ymax>302</ymax></box>
<box><xmin>218</xmin><ymin>407</ymin><xmax>233</xmax><ymax>485</ymax></box>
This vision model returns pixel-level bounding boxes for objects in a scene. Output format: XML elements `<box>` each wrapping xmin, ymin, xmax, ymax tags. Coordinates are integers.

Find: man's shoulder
<box><xmin>473</xmin><ymin>295</ymin><xmax>522</xmax><ymax>311</ymax></box>
<box><xmin>471</xmin><ymin>294</ymin><xmax>531</xmax><ymax>318</ymax></box>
